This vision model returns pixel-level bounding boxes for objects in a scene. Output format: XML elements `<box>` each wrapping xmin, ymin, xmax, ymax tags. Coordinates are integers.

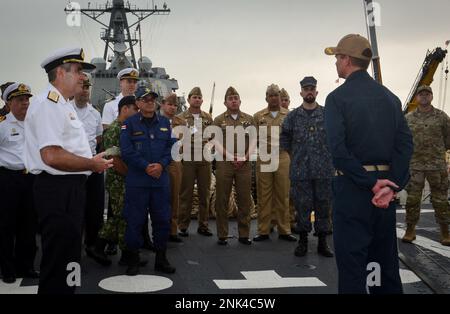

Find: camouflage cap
<box><xmin>164</xmin><ymin>93</ymin><xmax>178</xmax><ymax>105</ymax></box>
<box><xmin>266</xmin><ymin>84</ymin><xmax>280</xmax><ymax>95</ymax></box>
<box><xmin>188</xmin><ymin>87</ymin><xmax>202</xmax><ymax>99</ymax></box>
<box><xmin>416</xmin><ymin>85</ymin><xmax>433</xmax><ymax>95</ymax></box>
<box><xmin>325</xmin><ymin>34</ymin><xmax>373</xmax><ymax>61</ymax></box>
<box><xmin>224</xmin><ymin>86</ymin><xmax>240</xmax><ymax>101</ymax></box>
<box><xmin>280</xmin><ymin>88</ymin><xmax>290</xmax><ymax>100</ymax></box>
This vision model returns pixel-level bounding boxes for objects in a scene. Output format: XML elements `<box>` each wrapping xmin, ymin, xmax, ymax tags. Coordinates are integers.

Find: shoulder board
<box><xmin>106</xmin><ymin>97</ymin><xmax>116</xmax><ymax>103</ymax></box>
<box><xmin>0</xmin><ymin>115</ymin><xmax>5</xmax><ymax>123</ymax></box>
<box><xmin>47</xmin><ymin>91</ymin><xmax>60</xmax><ymax>103</ymax></box>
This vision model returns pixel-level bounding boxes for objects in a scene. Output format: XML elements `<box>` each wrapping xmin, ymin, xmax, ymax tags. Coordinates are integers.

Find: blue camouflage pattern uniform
<box><xmin>120</xmin><ymin>112</ymin><xmax>174</xmax><ymax>251</ymax></box>
<box><xmin>280</xmin><ymin>104</ymin><xmax>334</xmax><ymax>233</ymax></box>
<box><xmin>325</xmin><ymin>70</ymin><xmax>413</xmax><ymax>294</ymax></box>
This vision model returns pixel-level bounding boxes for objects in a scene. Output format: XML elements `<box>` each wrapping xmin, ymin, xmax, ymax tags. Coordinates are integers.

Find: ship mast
<box><xmin>65</xmin><ymin>0</ymin><xmax>170</xmax><ymax>69</ymax></box>
<box><xmin>363</xmin><ymin>0</ymin><xmax>382</xmax><ymax>84</ymax></box>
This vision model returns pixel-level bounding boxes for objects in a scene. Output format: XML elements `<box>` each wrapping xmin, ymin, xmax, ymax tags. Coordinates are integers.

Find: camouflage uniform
<box><xmin>405</xmin><ymin>107</ymin><xmax>450</xmax><ymax>225</ymax></box>
<box><xmin>98</xmin><ymin>119</ymin><xmax>127</xmax><ymax>249</ymax></box>
<box><xmin>280</xmin><ymin>103</ymin><xmax>334</xmax><ymax>233</ymax></box>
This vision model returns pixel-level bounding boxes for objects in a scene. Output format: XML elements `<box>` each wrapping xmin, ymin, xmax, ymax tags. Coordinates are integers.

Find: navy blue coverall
<box><xmin>324</xmin><ymin>70</ymin><xmax>413</xmax><ymax>294</ymax></box>
<box><xmin>120</xmin><ymin>112</ymin><xmax>174</xmax><ymax>251</ymax></box>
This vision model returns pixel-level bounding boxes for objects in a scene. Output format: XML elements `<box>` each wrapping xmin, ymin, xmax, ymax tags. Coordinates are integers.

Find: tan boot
<box><xmin>439</xmin><ymin>224</ymin><xmax>450</xmax><ymax>246</ymax></box>
<box><xmin>402</xmin><ymin>224</ymin><xmax>416</xmax><ymax>243</ymax></box>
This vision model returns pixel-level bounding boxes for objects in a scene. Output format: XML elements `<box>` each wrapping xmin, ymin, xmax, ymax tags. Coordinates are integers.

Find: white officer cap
<box><xmin>2</xmin><ymin>82</ymin><xmax>32</xmax><ymax>102</ymax></box>
<box><xmin>117</xmin><ymin>68</ymin><xmax>140</xmax><ymax>80</ymax></box>
<box><xmin>40</xmin><ymin>47</ymin><xmax>96</xmax><ymax>73</ymax></box>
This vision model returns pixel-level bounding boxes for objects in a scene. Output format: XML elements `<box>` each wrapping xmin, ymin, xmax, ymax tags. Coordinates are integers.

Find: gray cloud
<box><xmin>1</xmin><ymin>0</ymin><xmax>449</xmax><ymax>114</ymax></box>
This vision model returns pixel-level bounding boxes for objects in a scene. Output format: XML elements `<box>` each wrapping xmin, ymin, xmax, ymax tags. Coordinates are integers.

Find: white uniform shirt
<box><xmin>24</xmin><ymin>84</ymin><xmax>93</xmax><ymax>175</ymax></box>
<box><xmin>0</xmin><ymin>113</ymin><xmax>26</xmax><ymax>170</ymax></box>
<box><xmin>101</xmin><ymin>93</ymin><xmax>123</xmax><ymax>125</ymax></box>
<box><xmin>72</xmin><ymin>101</ymin><xmax>103</xmax><ymax>155</ymax></box>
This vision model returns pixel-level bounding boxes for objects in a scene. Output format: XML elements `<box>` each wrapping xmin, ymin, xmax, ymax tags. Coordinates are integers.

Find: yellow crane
<box><xmin>403</xmin><ymin>47</ymin><xmax>448</xmax><ymax>113</ymax></box>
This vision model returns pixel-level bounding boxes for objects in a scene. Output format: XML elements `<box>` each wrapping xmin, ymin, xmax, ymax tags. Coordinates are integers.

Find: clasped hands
<box><xmin>145</xmin><ymin>163</ymin><xmax>163</xmax><ymax>179</ymax></box>
<box><xmin>371</xmin><ymin>179</ymin><xmax>399</xmax><ymax>209</ymax></box>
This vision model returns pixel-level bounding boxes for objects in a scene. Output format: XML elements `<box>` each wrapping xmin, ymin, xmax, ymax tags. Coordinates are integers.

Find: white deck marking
<box><xmin>397</xmin><ymin>228</ymin><xmax>450</xmax><ymax>258</ymax></box>
<box><xmin>400</xmin><ymin>269</ymin><xmax>421</xmax><ymax>284</ymax></box>
<box><xmin>213</xmin><ymin>270</ymin><xmax>326</xmax><ymax>289</ymax></box>
<box><xmin>98</xmin><ymin>275</ymin><xmax>173</xmax><ymax>293</ymax></box>
<box><xmin>0</xmin><ymin>279</ymin><xmax>38</xmax><ymax>294</ymax></box>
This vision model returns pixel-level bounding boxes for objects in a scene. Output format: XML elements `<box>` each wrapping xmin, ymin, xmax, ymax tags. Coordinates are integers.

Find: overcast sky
<box><xmin>1</xmin><ymin>0</ymin><xmax>449</xmax><ymax>115</ymax></box>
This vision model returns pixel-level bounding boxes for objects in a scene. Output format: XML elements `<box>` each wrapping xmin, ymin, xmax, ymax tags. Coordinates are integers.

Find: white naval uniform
<box><xmin>101</xmin><ymin>93</ymin><xmax>123</xmax><ymax>125</ymax></box>
<box><xmin>24</xmin><ymin>84</ymin><xmax>93</xmax><ymax>176</ymax></box>
<box><xmin>72</xmin><ymin>101</ymin><xmax>103</xmax><ymax>155</ymax></box>
<box><xmin>0</xmin><ymin>113</ymin><xmax>26</xmax><ymax>170</ymax></box>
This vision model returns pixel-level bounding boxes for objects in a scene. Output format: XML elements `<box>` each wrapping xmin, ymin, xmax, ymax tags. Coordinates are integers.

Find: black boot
<box><xmin>155</xmin><ymin>250</ymin><xmax>176</xmax><ymax>274</ymax></box>
<box><xmin>86</xmin><ymin>238</ymin><xmax>112</xmax><ymax>266</ymax></box>
<box><xmin>119</xmin><ymin>250</ymin><xmax>149</xmax><ymax>267</ymax></box>
<box><xmin>125</xmin><ymin>250</ymin><xmax>140</xmax><ymax>276</ymax></box>
<box><xmin>294</xmin><ymin>232</ymin><xmax>308</xmax><ymax>257</ymax></box>
<box><xmin>317</xmin><ymin>233</ymin><xmax>334</xmax><ymax>257</ymax></box>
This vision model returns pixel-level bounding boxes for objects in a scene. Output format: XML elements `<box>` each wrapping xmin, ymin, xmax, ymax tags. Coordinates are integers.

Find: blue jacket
<box><xmin>324</xmin><ymin>70</ymin><xmax>413</xmax><ymax>191</ymax></box>
<box><xmin>120</xmin><ymin>112</ymin><xmax>174</xmax><ymax>187</ymax></box>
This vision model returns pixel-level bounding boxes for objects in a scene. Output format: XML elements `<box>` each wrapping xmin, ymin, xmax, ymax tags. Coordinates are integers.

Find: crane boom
<box><xmin>403</xmin><ymin>48</ymin><xmax>447</xmax><ymax>113</ymax></box>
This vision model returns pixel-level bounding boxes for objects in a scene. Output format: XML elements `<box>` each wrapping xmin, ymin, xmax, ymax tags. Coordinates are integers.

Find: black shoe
<box><xmin>125</xmin><ymin>250</ymin><xmax>140</xmax><ymax>276</ymax></box>
<box><xmin>17</xmin><ymin>269</ymin><xmax>40</xmax><ymax>279</ymax></box>
<box><xmin>294</xmin><ymin>232</ymin><xmax>308</xmax><ymax>257</ymax></box>
<box><xmin>105</xmin><ymin>243</ymin><xmax>118</xmax><ymax>256</ymax></box>
<box><xmin>197</xmin><ymin>228</ymin><xmax>213</xmax><ymax>236</ymax></box>
<box><xmin>178</xmin><ymin>229</ymin><xmax>189</xmax><ymax>237</ymax></box>
<box><xmin>155</xmin><ymin>250</ymin><xmax>176</xmax><ymax>274</ymax></box>
<box><xmin>238</xmin><ymin>237</ymin><xmax>252</xmax><ymax>245</ymax></box>
<box><xmin>279</xmin><ymin>234</ymin><xmax>297</xmax><ymax>242</ymax></box>
<box><xmin>217</xmin><ymin>238</ymin><xmax>228</xmax><ymax>245</ymax></box>
<box><xmin>2</xmin><ymin>275</ymin><xmax>16</xmax><ymax>284</ymax></box>
<box><xmin>169</xmin><ymin>235</ymin><xmax>183</xmax><ymax>243</ymax></box>
<box><xmin>318</xmin><ymin>234</ymin><xmax>334</xmax><ymax>258</ymax></box>
<box><xmin>253</xmin><ymin>234</ymin><xmax>270</xmax><ymax>242</ymax></box>
<box><xmin>119</xmin><ymin>251</ymin><xmax>148</xmax><ymax>267</ymax></box>
<box><xmin>86</xmin><ymin>239</ymin><xmax>112</xmax><ymax>266</ymax></box>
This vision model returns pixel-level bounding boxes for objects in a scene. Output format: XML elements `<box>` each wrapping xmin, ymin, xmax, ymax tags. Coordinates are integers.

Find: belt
<box><xmin>0</xmin><ymin>167</ymin><xmax>28</xmax><ymax>174</ymax></box>
<box><xmin>335</xmin><ymin>165</ymin><xmax>390</xmax><ymax>176</ymax></box>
